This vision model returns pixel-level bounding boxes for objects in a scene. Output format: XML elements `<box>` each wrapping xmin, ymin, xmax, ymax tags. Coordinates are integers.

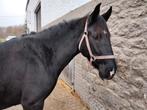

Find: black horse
<box><xmin>0</xmin><ymin>3</ymin><xmax>116</xmax><ymax>110</ymax></box>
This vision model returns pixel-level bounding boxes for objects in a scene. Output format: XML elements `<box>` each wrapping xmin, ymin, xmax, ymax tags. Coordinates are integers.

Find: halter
<box><xmin>78</xmin><ymin>19</ymin><xmax>115</xmax><ymax>64</ymax></box>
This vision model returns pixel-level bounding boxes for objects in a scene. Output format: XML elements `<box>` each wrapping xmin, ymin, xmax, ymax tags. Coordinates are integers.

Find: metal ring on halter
<box><xmin>91</xmin><ymin>56</ymin><xmax>95</xmax><ymax>61</ymax></box>
<box><xmin>84</xmin><ymin>32</ymin><xmax>87</xmax><ymax>35</ymax></box>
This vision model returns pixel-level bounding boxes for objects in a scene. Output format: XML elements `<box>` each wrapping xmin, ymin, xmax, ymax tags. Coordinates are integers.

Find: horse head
<box><xmin>79</xmin><ymin>3</ymin><xmax>117</xmax><ymax>80</ymax></box>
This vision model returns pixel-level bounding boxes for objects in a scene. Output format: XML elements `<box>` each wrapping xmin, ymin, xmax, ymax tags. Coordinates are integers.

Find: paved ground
<box><xmin>5</xmin><ymin>80</ymin><xmax>89</xmax><ymax>110</ymax></box>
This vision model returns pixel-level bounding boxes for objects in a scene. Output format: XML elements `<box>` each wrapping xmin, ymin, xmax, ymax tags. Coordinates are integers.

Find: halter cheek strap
<box><xmin>78</xmin><ymin>20</ymin><xmax>115</xmax><ymax>64</ymax></box>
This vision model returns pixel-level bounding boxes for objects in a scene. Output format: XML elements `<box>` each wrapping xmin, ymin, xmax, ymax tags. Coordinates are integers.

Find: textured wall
<box><xmin>74</xmin><ymin>0</ymin><xmax>147</xmax><ymax>110</ymax></box>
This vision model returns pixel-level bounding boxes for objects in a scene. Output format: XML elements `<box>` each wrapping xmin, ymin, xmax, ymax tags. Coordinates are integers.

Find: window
<box><xmin>35</xmin><ymin>3</ymin><xmax>41</xmax><ymax>32</ymax></box>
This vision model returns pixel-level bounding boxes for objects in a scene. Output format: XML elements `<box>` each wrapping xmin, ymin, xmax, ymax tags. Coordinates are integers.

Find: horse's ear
<box><xmin>89</xmin><ymin>3</ymin><xmax>101</xmax><ymax>25</ymax></box>
<box><xmin>102</xmin><ymin>6</ymin><xmax>112</xmax><ymax>21</ymax></box>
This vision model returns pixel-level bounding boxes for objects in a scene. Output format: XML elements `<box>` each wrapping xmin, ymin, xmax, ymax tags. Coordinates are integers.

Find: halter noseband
<box><xmin>78</xmin><ymin>19</ymin><xmax>115</xmax><ymax>64</ymax></box>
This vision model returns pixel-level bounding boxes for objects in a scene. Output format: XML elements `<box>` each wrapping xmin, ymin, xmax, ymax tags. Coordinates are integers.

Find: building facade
<box><xmin>26</xmin><ymin>0</ymin><xmax>90</xmax><ymax>32</ymax></box>
<box><xmin>26</xmin><ymin>0</ymin><xmax>147</xmax><ymax>110</ymax></box>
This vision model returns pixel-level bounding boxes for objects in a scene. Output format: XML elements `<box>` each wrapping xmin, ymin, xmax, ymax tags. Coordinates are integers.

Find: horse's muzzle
<box><xmin>99</xmin><ymin>67</ymin><xmax>116</xmax><ymax>80</ymax></box>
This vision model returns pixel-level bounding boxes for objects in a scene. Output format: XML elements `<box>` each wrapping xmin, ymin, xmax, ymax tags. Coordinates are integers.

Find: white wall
<box><xmin>41</xmin><ymin>0</ymin><xmax>90</xmax><ymax>27</ymax></box>
<box><xmin>26</xmin><ymin>0</ymin><xmax>90</xmax><ymax>32</ymax></box>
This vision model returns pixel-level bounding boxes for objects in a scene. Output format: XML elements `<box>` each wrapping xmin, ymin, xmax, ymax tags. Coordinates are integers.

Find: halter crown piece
<box><xmin>78</xmin><ymin>19</ymin><xmax>116</xmax><ymax>64</ymax></box>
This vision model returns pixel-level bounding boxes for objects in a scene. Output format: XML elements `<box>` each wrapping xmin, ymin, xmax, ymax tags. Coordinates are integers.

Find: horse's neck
<box><xmin>44</xmin><ymin>17</ymin><xmax>85</xmax><ymax>75</ymax></box>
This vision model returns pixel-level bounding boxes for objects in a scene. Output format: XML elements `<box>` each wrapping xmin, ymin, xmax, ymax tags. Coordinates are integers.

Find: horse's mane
<box><xmin>31</xmin><ymin>18</ymin><xmax>83</xmax><ymax>39</ymax></box>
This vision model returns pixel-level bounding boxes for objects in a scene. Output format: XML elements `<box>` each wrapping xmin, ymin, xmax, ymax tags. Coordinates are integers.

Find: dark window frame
<box><xmin>35</xmin><ymin>3</ymin><xmax>41</xmax><ymax>32</ymax></box>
